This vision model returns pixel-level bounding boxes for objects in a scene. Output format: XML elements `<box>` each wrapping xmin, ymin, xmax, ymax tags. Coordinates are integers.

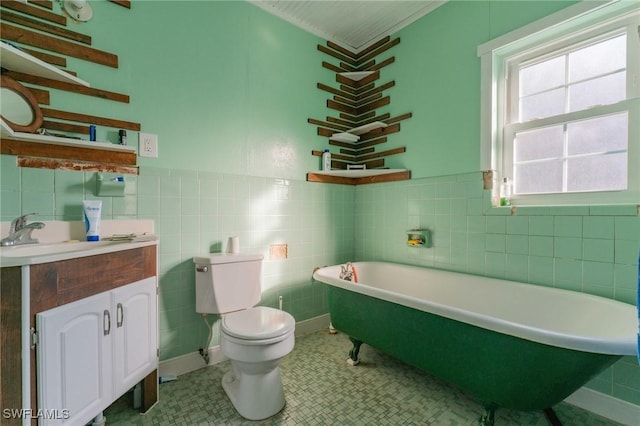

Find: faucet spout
<box><xmin>1</xmin><ymin>214</ymin><xmax>45</xmax><ymax>246</ymax></box>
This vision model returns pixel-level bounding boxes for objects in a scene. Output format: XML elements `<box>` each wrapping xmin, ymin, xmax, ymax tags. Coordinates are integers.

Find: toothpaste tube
<box><xmin>83</xmin><ymin>200</ymin><xmax>102</xmax><ymax>241</ymax></box>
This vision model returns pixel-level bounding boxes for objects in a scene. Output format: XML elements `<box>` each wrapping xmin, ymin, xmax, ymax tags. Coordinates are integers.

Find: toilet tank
<box><xmin>193</xmin><ymin>253</ymin><xmax>263</xmax><ymax>314</ymax></box>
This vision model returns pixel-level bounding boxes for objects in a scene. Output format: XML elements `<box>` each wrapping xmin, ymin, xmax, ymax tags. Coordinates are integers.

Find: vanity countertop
<box><xmin>0</xmin><ymin>236</ymin><xmax>158</xmax><ymax>267</ymax></box>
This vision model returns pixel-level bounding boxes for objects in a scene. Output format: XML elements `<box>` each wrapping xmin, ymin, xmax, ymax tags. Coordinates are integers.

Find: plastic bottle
<box><xmin>500</xmin><ymin>177</ymin><xmax>512</xmax><ymax>206</ymax></box>
<box><xmin>322</xmin><ymin>149</ymin><xmax>331</xmax><ymax>171</ymax></box>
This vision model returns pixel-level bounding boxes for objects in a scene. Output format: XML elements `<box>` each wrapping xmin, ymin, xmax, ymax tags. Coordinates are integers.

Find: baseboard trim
<box><xmin>159</xmin><ymin>314</ymin><xmax>331</xmax><ymax>378</ymax></box>
<box><xmin>565</xmin><ymin>387</ymin><xmax>640</xmax><ymax>425</ymax></box>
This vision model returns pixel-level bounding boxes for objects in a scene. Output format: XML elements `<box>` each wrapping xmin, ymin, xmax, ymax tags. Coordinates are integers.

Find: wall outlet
<box><xmin>139</xmin><ymin>133</ymin><xmax>158</xmax><ymax>158</ymax></box>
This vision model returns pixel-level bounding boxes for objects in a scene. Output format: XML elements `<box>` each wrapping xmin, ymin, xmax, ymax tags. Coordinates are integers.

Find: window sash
<box><xmin>491</xmin><ymin>9</ymin><xmax>640</xmax><ymax>205</ymax></box>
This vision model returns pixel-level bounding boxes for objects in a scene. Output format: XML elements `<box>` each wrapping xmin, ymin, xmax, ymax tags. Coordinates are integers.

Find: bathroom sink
<box><xmin>1</xmin><ymin>240</ymin><xmax>124</xmax><ymax>257</ymax></box>
<box><xmin>0</xmin><ymin>237</ymin><xmax>157</xmax><ymax>267</ymax></box>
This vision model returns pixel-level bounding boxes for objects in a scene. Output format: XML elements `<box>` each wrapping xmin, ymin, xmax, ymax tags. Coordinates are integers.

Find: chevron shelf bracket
<box><xmin>307</xmin><ymin>36</ymin><xmax>412</xmax><ymax>185</ymax></box>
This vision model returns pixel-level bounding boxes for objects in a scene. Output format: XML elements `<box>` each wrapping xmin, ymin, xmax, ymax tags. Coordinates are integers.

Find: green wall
<box><xmin>0</xmin><ymin>0</ymin><xmax>637</xmax><ymax>411</ymax></box>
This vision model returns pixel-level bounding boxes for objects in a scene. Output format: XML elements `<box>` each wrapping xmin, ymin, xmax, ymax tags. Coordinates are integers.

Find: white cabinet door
<box><xmin>112</xmin><ymin>277</ymin><xmax>158</xmax><ymax>396</ymax></box>
<box><xmin>36</xmin><ymin>292</ymin><xmax>113</xmax><ymax>426</ymax></box>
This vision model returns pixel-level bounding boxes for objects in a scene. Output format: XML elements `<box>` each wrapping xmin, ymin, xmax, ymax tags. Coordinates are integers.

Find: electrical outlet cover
<box><xmin>139</xmin><ymin>132</ymin><xmax>158</xmax><ymax>158</ymax></box>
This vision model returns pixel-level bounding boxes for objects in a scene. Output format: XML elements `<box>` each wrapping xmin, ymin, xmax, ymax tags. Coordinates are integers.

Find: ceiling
<box><xmin>249</xmin><ymin>1</ymin><xmax>447</xmax><ymax>52</ymax></box>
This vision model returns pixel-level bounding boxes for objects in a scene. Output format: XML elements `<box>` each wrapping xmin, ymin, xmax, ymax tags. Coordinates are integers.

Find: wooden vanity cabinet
<box><xmin>0</xmin><ymin>244</ymin><xmax>158</xmax><ymax>425</ymax></box>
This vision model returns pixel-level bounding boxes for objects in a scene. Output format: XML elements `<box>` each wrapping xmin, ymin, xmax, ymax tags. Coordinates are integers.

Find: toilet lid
<box><xmin>222</xmin><ymin>306</ymin><xmax>295</xmax><ymax>340</ymax></box>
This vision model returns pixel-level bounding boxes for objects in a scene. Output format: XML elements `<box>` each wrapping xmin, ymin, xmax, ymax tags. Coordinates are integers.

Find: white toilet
<box><xmin>193</xmin><ymin>253</ymin><xmax>295</xmax><ymax>420</ymax></box>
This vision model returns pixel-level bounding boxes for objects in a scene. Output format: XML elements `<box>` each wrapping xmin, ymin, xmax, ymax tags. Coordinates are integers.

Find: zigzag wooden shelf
<box><xmin>0</xmin><ymin>1</ymin><xmax>140</xmax><ymax>173</ymax></box>
<box><xmin>308</xmin><ymin>36</ymin><xmax>412</xmax><ymax>185</ymax></box>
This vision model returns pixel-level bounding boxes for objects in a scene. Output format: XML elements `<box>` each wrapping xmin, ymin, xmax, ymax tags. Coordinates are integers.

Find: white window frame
<box><xmin>478</xmin><ymin>1</ymin><xmax>640</xmax><ymax>206</ymax></box>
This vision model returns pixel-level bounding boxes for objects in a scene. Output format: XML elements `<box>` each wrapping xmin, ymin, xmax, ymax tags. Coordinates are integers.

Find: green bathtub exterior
<box><xmin>327</xmin><ymin>285</ymin><xmax>621</xmax><ymax>412</ymax></box>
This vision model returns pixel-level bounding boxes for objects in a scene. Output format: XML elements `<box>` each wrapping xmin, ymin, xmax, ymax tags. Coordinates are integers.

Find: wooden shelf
<box><xmin>307</xmin><ymin>169</ymin><xmax>410</xmax><ymax>185</ymax></box>
<box><xmin>1</xmin><ymin>41</ymin><xmax>89</xmax><ymax>87</ymax></box>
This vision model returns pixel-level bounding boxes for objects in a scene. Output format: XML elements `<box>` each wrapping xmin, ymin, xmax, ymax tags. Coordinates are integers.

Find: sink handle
<box><xmin>12</xmin><ymin>213</ymin><xmax>37</xmax><ymax>232</ymax></box>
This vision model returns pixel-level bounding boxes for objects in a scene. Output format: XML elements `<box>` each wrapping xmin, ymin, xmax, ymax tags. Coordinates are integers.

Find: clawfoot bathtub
<box><xmin>313</xmin><ymin>262</ymin><xmax>637</xmax><ymax>425</ymax></box>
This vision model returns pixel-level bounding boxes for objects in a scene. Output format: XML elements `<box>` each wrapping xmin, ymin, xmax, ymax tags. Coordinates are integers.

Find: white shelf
<box><xmin>1</xmin><ymin>118</ymin><xmax>15</xmax><ymax>138</ymax></box>
<box><xmin>339</xmin><ymin>71</ymin><xmax>374</xmax><ymax>81</ymax></box>
<box><xmin>2</xmin><ymin>129</ymin><xmax>136</xmax><ymax>153</ymax></box>
<box><xmin>310</xmin><ymin>169</ymin><xmax>407</xmax><ymax>178</ymax></box>
<box><xmin>330</xmin><ymin>121</ymin><xmax>387</xmax><ymax>142</ymax></box>
<box><xmin>349</xmin><ymin>121</ymin><xmax>387</xmax><ymax>135</ymax></box>
<box><xmin>1</xmin><ymin>41</ymin><xmax>90</xmax><ymax>87</ymax></box>
<box><xmin>330</xmin><ymin>132</ymin><xmax>360</xmax><ymax>143</ymax></box>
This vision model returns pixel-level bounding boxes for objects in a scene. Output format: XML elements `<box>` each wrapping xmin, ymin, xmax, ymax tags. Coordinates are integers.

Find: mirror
<box><xmin>1</xmin><ymin>74</ymin><xmax>43</xmax><ymax>133</ymax></box>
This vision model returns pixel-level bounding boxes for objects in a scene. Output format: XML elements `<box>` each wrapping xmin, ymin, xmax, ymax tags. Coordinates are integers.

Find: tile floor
<box><xmin>105</xmin><ymin>331</ymin><xmax>619</xmax><ymax>425</ymax></box>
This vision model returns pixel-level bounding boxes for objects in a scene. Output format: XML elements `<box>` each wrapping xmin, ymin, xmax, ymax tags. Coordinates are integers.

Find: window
<box><xmin>479</xmin><ymin>2</ymin><xmax>640</xmax><ymax>205</ymax></box>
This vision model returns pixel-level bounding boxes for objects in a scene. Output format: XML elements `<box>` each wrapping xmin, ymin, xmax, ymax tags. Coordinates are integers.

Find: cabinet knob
<box><xmin>196</xmin><ymin>266</ymin><xmax>208</xmax><ymax>273</ymax></box>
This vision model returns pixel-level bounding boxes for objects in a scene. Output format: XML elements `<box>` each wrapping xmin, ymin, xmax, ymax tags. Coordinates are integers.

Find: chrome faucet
<box><xmin>1</xmin><ymin>213</ymin><xmax>45</xmax><ymax>246</ymax></box>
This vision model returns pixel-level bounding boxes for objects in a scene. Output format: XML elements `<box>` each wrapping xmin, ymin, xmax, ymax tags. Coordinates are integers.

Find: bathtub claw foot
<box><xmin>478</xmin><ymin>405</ymin><xmax>496</xmax><ymax>426</ymax></box>
<box><xmin>347</xmin><ymin>337</ymin><xmax>363</xmax><ymax>366</ymax></box>
<box><xmin>543</xmin><ymin>407</ymin><xmax>563</xmax><ymax>426</ymax></box>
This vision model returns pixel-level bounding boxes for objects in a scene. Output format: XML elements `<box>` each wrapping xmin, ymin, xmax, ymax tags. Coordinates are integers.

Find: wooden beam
<box><xmin>354</xmin><ymin>136</ymin><xmax>387</xmax><ymax>149</ymax></box>
<box><xmin>17</xmin><ymin>156</ymin><xmax>138</xmax><ymax>174</ymax></box>
<box><xmin>356</xmin><ymin>96</ymin><xmax>390</xmax><ymax>115</ymax></box>
<box><xmin>358</xmin><ymin>81</ymin><xmax>395</xmax><ymax>100</ymax></box>
<box><xmin>355</xmin><ymin>59</ymin><xmax>375</xmax><ymax>72</ymax></box>
<box><xmin>1</xmin><ymin>22</ymin><xmax>119</xmax><ymax>68</ymax></box>
<box><xmin>338</xmin><ymin>61</ymin><xmax>357</xmax><ymax>72</ymax></box>
<box><xmin>20</xmin><ymin>47</ymin><xmax>67</xmax><ymax>67</ymax></box>
<box><xmin>359</xmin><ymin>123</ymin><xmax>399</xmax><ymax>141</ymax></box>
<box><xmin>337</xmin><ymin>70</ymin><xmax>379</xmax><ymax>88</ymax></box>
<box><xmin>340</xmin><ymin>147</ymin><xmax>374</xmax><ymax>156</ymax></box>
<box><xmin>326</xmin><ymin>116</ymin><xmax>359</xmax><ymax>128</ymax></box>
<box><xmin>326</xmin><ymin>40</ymin><xmax>357</xmax><ymax>60</ymax></box>
<box><xmin>317</xmin><ymin>83</ymin><xmax>358</xmax><ymax>101</ymax></box>
<box><xmin>322</xmin><ymin>61</ymin><xmax>344</xmax><ymax>74</ymax></box>
<box><xmin>2</xmin><ymin>139</ymin><xmax>137</xmax><ymax>166</ymax></box>
<box><xmin>307</xmin><ymin>118</ymin><xmax>349</xmax><ymax>132</ymax></box>
<box><xmin>42</xmin><ymin>120</ymin><xmax>88</xmax><ymax>134</ymax></box>
<box><xmin>354</xmin><ymin>36</ymin><xmax>390</xmax><ymax>60</ymax></box>
<box><xmin>317</xmin><ymin>44</ymin><xmax>357</xmax><ymax>66</ymax></box>
<box><xmin>369</xmin><ymin>56</ymin><xmax>395</xmax><ymax>72</ymax></box>
<box><xmin>108</xmin><ymin>0</ymin><xmax>132</xmax><ymax>8</ymax></box>
<box><xmin>7</xmin><ymin>71</ymin><xmax>130</xmax><ymax>103</ymax></box>
<box><xmin>41</xmin><ymin>108</ymin><xmax>141</xmax><ymax>131</ymax></box>
<box><xmin>1</xmin><ymin>9</ymin><xmax>91</xmax><ymax>44</ymax></box>
<box><xmin>356</xmin><ymin>38</ymin><xmax>400</xmax><ymax>66</ymax></box>
<box><xmin>6</xmin><ymin>71</ymin><xmax>129</xmax><ymax>104</ymax></box>
<box><xmin>353</xmin><ymin>93</ymin><xmax>382</xmax><ymax>109</ymax></box>
<box><xmin>327</xmin><ymin>99</ymin><xmax>356</xmax><ymax>116</ymax></box>
<box><xmin>26</xmin><ymin>86</ymin><xmax>50</xmax><ymax>104</ymax></box>
<box><xmin>0</xmin><ymin>1</ymin><xmax>66</xmax><ymax>25</ymax></box>
<box><xmin>385</xmin><ymin>112</ymin><xmax>413</xmax><ymax>125</ymax></box>
<box><xmin>29</xmin><ymin>1</ymin><xmax>54</xmax><ymax>10</ymax></box>
<box><xmin>333</xmin><ymin>95</ymin><xmax>358</xmax><ymax>108</ymax></box>
<box><xmin>354</xmin><ymin>146</ymin><xmax>406</xmax><ymax>162</ymax></box>
<box><xmin>353</xmin><ymin>82</ymin><xmax>375</xmax><ymax>95</ymax></box>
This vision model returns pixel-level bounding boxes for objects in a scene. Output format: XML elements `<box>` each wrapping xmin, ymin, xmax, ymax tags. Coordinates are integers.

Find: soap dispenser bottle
<box><xmin>500</xmin><ymin>177</ymin><xmax>513</xmax><ymax>206</ymax></box>
<box><xmin>322</xmin><ymin>149</ymin><xmax>331</xmax><ymax>171</ymax></box>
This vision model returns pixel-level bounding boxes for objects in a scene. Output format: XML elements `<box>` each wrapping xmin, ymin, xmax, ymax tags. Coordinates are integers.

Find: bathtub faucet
<box><xmin>339</xmin><ymin>262</ymin><xmax>358</xmax><ymax>282</ymax></box>
<box><xmin>1</xmin><ymin>213</ymin><xmax>45</xmax><ymax>246</ymax></box>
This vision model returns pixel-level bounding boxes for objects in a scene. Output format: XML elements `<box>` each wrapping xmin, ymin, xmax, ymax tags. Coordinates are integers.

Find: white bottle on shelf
<box><xmin>500</xmin><ymin>177</ymin><xmax>512</xmax><ymax>206</ymax></box>
<box><xmin>322</xmin><ymin>149</ymin><xmax>331</xmax><ymax>171</ymax></box>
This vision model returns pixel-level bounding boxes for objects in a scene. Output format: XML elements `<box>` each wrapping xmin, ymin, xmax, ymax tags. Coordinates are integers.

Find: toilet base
<box><xmin>221</xmin><ymin>365</ymin><xmax>285</xmax><ymax>420</ymax></box>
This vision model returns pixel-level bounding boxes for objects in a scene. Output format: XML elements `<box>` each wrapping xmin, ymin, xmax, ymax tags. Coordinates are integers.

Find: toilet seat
<box><xmin>222</xmin><ymin>306</ymin><xmax>295</xmax><ymax>342</ymax></box>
